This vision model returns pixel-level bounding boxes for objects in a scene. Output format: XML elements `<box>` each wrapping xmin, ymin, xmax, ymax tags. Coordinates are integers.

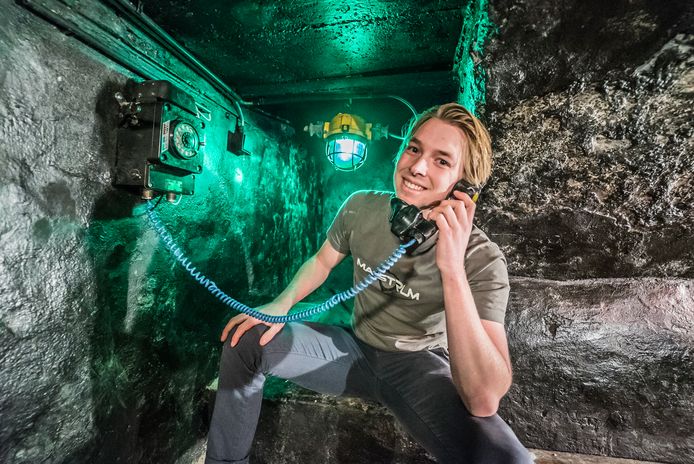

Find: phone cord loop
<box><xmin>146</xmin><ymin>200</ymin><xmax>416</xmax><ymax>323</ymax></box>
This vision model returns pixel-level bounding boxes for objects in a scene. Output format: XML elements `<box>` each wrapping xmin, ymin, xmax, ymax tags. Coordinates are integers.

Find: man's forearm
<box><xmin>442</xmin><ymin>272</ymin><xmax>512</xmax><ymax>417</ymax></box>
<box><xmin>272</xmin><ymin>254</ymin><xmax>334</xmax><ymax>311</ymax></box>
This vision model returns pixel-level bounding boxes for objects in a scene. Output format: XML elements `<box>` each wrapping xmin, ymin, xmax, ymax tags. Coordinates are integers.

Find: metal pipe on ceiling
<box><xmin>105</xmin><ymin>0</ymin><xmax>250</xmax><ymax>107</ymax></box>
<box><xmin>18</xmin><ymin>0</ymin><xmax>238</xmax><ymax>118</ymax></box>
<box><xmin>105</xmin><ymin>0</ymin><xmax>250</xmax><ymax>126</ymax></box>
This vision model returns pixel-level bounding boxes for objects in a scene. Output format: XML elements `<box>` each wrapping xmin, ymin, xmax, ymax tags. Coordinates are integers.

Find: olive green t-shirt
<box><xmin>327</xmin><ymin>191</ymin><xmax>509</xmax><ymax>352</ymax></box>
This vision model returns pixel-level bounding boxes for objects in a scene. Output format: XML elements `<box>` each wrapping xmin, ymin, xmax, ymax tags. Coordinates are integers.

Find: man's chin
<box><xmin>395</xmin><ymin>187</ymin><xmax>439</xmax><ymax>208</ymax></box>
<box><xmin>397</xmin><ymin>195</ymin><xmax>427</xmax><ymax>208</ymax></box>
<box><xmin>395</xmin><ymin>192</ymin><xmax>417</xmax><ymax>205</ymax></box>
<box><xmin>405</xmin><ymin>196</ymin><xmax>446</xmax><ymax>211</ymax></box>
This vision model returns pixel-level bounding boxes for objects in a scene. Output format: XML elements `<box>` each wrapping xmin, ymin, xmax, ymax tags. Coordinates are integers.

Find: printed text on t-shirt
<box><xmin>356</xmin><ymin>257</ymin><xmax>420</xmax><ymax>300</ymax></box>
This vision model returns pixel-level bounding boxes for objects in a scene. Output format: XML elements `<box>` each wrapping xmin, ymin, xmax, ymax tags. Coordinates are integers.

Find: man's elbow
<box><xmin>456</xmin><ymin>379</ymin><xmax>511</xmax><ymax>417</ymax></box>
<box><xmin>466</xmin><ymin>397</ymin><xmax>500</xmax><ymax>417</ymax></box>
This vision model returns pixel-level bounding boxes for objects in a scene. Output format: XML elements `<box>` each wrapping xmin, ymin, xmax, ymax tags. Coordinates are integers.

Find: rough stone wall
<box><xmin>0</xmin><ymin>2</ymin><xmax>321</xmax><ymax>463</ymax></box>
<box><xmin>484</xmin><ymin>34</ymin><xmax>693</xmax><ymax>279</ymax></box>
<box><xmin>484</xmin><ymin>0</ymin><xmax>693</xmax><ymax>113</ymax></box>
<box><xmin>504</xmin><ymin>279</ymin><xmax>693</xmax><ymax>463</ymax></box>
<box><xmin>475</xmin><ymin>0</ymin><xmax>694</xmax><ymax>462</ymax></box>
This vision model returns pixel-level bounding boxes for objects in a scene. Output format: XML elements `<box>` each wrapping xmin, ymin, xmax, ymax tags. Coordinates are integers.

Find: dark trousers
<box><xmin>205</xmin><ymin>322</ymin><xmax>532</xmax><ymax>464</ymax></box>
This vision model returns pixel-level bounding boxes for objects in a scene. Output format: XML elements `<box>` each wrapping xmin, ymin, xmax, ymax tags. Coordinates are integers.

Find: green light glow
<box><xmin>312</xmin><ymin>2</ymin><xmax>383</xmax><ymax>74</ymax></box>
<box><xmin>234</xmin><ymin>167</ymin><xmax>243</xmax><ymax>183</ymax></box>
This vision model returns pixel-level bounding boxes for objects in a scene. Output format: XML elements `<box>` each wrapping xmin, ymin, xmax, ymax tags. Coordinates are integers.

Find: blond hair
<box><xmin>397</xmin><ymin>103</ymin><xmax>493</xmax><ymax>186</ymax></box>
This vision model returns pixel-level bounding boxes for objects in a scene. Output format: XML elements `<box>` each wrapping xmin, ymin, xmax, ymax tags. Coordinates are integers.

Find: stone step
<box><xmin>530</xmin><ymin>449</ymin><xmax>663</xmax><ymax>464</ymax></box>
<box><xmin>187</xmin><ymin>442</ymin><xmax>665</xmax><ymax>464</ymax></box>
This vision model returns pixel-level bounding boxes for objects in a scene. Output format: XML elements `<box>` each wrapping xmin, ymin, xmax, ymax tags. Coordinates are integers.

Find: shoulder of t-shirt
<box><xmin>342</xmin><ymin>190</ymin><xmax>393</xmax><ymax>210</ymax></box>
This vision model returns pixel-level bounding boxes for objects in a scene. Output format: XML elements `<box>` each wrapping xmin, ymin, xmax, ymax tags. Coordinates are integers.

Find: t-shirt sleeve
<box><xmin>326</xmin><ymin>192</ymin><xmax>362</xmax><ymax>255</ymax></box>
<box><xmin>466</xmin><ymin>244</ymin><xmax>510</xmax><ymax>324</ymax></box>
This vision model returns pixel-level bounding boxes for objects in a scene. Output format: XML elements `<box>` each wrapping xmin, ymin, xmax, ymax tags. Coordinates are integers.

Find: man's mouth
<box><xmin>403</xmin><ymin>179</ymin><xmax>426</xmax><ymax>191</ymax></box>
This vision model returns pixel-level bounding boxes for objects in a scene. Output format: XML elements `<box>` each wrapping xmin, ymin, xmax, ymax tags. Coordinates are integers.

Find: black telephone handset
<box><xmin>389</xmin><ymin>179</ymin><xmax>482</xmax><ymax>253</ymax></box>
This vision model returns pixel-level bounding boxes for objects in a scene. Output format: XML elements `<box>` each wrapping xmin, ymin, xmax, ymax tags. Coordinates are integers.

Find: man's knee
<box><xmin>220</xmin><ymin>325</ymin><xmax>268</xmax><ymax>373</ymax></box>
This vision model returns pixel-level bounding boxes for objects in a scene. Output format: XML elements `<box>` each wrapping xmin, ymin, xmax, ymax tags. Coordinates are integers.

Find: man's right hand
<box><xmin>219</xmin><ymin>241</ymin><xmax>345</xmax><ymax>349</ymax></box>
<box><xmin>220</xmin><ymin>302</ymin><xmax>290</xmax><ymax>347</ymax></box>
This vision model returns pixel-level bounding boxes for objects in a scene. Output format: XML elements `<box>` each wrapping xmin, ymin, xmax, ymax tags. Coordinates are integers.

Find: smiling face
<box><xmin>393</xmin><ymin>118</ymin><xmax>467</xmax><ymax>208</ymax></box>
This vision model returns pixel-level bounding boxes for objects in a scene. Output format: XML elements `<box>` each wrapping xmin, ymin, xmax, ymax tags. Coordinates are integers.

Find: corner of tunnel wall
<box><xmin>454</xmin><ymin>0</ymin><xmax>496</xmax><ymax>117</ymax></box>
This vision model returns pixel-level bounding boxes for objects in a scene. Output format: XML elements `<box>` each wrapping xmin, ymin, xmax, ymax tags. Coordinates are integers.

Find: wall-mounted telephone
<box><xmin>389</xmin><ymin>179</ymin><xmax>482</xmax><ymax>253</ymax></box>
<box><xmin>114</xmin><ymin>80</ymin><xmax>206</xmax><ymax>200</ymax></box>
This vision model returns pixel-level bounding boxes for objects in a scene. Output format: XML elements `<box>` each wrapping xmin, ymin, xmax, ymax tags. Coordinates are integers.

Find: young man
<box><xmin>205</xmin><ymin>103</ymin><xmax>531</xmax><ymax>463</ymax></box>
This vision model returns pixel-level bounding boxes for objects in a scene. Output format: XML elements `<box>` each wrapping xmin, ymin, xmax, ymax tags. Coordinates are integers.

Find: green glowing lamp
<box><xmin>308</xmin><ymin>113</ymin><xmax>373</xmax><ymax>171</ymax></box>
<box><xmin>325</xmin><ymin>134</ymin><xmax>368</xmax><ymax>171</ymax></box>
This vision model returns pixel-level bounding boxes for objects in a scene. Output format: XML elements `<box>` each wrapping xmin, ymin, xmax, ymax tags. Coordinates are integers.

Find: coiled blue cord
<box><xmin>145</xmin><ymin>200</ymin><xmax>416</xmax><ymax>323</ymax></box>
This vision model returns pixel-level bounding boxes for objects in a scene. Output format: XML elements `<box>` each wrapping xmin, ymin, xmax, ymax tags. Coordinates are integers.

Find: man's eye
<box><xmin>406</xmin><ymin>145</ymin><xmax>418</xmax><ymax>153</ymax></box>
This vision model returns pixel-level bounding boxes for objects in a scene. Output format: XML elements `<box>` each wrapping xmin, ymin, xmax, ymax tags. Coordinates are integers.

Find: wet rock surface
<box><xmin>0</xmin><ymin>3</ymin><xmax>321</xmax><ymax>463</ymax></box>
<box><xmin>503</xmin><ymin>278</ymin><xmax>694</xmax><ymax>464</ymax></box>
<box><xmin>469</xmin><ymin>1</ymin><xmax>693</xmax><ymax>462</ymax></box>
<box><xmin>140</xmin><ymin>0</ymin><xmax>464</xmax><ymax>100</ymax></box>
<box><xmin>251</xmin><ymin>397</ymin><xmax>435</xmax><ymax>464</ymax></box>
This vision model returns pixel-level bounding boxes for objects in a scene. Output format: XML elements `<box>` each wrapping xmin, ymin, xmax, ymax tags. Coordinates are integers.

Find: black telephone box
<box><xmin>114</xmin><ymin>80</ymin><xmax>205</xmax><ymax>197</ymax></box>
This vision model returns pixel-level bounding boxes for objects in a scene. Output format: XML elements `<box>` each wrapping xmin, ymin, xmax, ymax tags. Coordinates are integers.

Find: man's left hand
<box><xmin>426</xmin><ymin>189</ymin><xmax>476</xmax><ymax>275</ymax></box>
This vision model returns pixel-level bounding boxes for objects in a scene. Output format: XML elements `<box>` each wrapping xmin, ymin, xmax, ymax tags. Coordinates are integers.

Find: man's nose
<box><xmin>409</xmin><ymin>157</ymin><xmax>428</xmax><ymax>176</ymax></box>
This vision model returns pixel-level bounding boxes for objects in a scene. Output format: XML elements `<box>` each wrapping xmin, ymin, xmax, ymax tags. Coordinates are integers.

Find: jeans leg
<box><xmin>364</xmin><ymin>345</ymin><xmax>531</xmax><ymax>464</ymax></box>
<box><xmin>205</xmin><ymin>323</ymin><xmax>376</xmax><ymax>464</ymax></box>
<box><xmin>205</xmin><ymin>325</ymin><xmax>265</xmax><ymax>464</ymax></box>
